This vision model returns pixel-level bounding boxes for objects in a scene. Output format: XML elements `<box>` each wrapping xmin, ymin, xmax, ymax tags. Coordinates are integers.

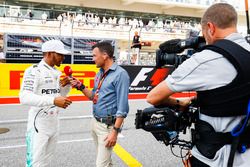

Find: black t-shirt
<box><xmin>132</xmin><ymin>35</ymin><xmax>141</xmax><ymax>49</ymax></box>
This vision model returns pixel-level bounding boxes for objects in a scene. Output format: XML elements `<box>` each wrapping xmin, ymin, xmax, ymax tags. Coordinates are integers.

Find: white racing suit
<box><xmin>19</xmin><ymin>59</ymin><xmax>70</xmax><ymax>167</ymax></box>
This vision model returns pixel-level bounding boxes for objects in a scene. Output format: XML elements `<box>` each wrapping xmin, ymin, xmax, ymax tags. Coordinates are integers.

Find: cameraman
<box><xmin>147</xmin><ymin>3</ymin><xmax>250</xmax><ymax>167</ymax></box>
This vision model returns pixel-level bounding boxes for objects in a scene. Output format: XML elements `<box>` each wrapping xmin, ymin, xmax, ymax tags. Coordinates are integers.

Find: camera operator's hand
<box><xmin>178</xmin><ymin>96</ymin><xmax>196</xmax><ymax>111</ymax></box>
<box><xmin>54</xmin><ymin>96</ymin><xmax>72</xmax><ymax>109</ymax></box>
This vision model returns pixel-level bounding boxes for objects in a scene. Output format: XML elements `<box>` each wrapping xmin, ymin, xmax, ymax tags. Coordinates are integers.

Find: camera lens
<box><xmin>156</xmin><ymin>49</ymin><xmax>177</xmax><ymax>68</ymax></box>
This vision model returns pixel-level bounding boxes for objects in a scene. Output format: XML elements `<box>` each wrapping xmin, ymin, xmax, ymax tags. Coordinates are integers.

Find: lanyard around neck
<box><xmin>96</xmin><ymin>70</ymin><xmax>109</xmax><ymax>92</ymax></box>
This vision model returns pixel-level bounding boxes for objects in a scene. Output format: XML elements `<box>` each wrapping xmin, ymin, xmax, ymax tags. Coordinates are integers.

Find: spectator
<box><xmin>41</xmin><ymin>12</ymin><xmax>47</xmax><ymax>24</ymax></box>
<box><xmin>0</xmin><ymin>47</ymin><xmax>5</xmax><ymax>63</ymax></box>
<box><xmin>28</xmin><ymin>11</ymin><xmax>33</xmax><ymax>20</ymax></box>
<box><xmin>131</xmin><ymin>31</ymin><xmax>142</xmax><ymax>65</ymax></box>
<box><xmin>131</xmin><ymin>31</ymin><xmax>141</xmax><ymax>50</ymax></box>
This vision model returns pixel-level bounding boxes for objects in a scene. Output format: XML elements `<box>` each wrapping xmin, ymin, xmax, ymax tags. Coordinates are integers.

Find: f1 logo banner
<box><xmin>0</xmin><ymin>64</ymin><xmax>171</xmax><ymax>98</ymax></box>
<box><xmin>121</xmin><ymin>65</ymin><xmax>173</xmax><ymax>93</ymax></box>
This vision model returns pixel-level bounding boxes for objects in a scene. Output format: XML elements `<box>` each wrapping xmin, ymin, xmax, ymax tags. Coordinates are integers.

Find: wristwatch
<box><xmin>113</xmin><ymin>126</ymin><xmax>121</xmax><ymax>133</ymax></box>
<box><xmin>77</xmin><ymin>83</ymin><xmax>85</xmax><ymax>91</ymax></box>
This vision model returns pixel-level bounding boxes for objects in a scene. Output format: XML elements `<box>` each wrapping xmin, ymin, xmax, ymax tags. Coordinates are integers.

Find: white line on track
<box><xmin>0</xmin><ymin>115</ymin><xmax>93</xmax><ymax>124</ymax></box>
<box><xmin>0</xmin><ymin>134</ymin><xmax>124</xmax><ymax>150</ymax></box>
<box><xmin>0</xmin><ymin>113</ymin><xmax>136</xmax><ymax>124</ymax></box>
<box><xmin>0</xmin><ymin>99</ymin><xmax>146</xmax><ymax>107</ymax></box>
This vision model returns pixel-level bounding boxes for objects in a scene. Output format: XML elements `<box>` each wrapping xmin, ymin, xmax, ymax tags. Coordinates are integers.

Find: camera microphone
<box><xmin>64</xmin><ymin>66</ymin><xmax>73</xmax><ymax>77</ymax></box>
<box><xmin>179</xmin><ymin>36</ymin><xmax>206</xmax><ymax>51</ymax></box>
<box><xmin>159</xmin><ymin>39</ymin><xmax>183</xmax><ymax>53</ymax></box>
<box><xmin>159</xmin><ymin>37</ymin><xmax>206</xmax><ymax>54</ymax></box>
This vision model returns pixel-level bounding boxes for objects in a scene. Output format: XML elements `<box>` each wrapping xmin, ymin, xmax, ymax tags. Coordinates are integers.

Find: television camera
<box><xmin>135</xmin><ymin>103</ymin><xmax>198</xmax><ymax>155</ymax></box>
<box><xmin>156</xmin><ymin>36</ymin><xmax>206</xmax><ymax>68</ymax></box>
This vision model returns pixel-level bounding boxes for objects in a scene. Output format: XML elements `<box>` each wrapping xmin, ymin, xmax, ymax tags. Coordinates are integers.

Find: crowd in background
<box><xmin>0</xmin><ymin>9</ymin><xmax>201</xmax><ymax>34</ymax></box>
<box><xmin>0</xmin><ymin>0</ymin><xmax>243</xmax><ymax>33</ymax></box>
<box><xmin>55</xmin><ymin>13</ymin><xmax>201</xmax><ymax>33</ymax></box>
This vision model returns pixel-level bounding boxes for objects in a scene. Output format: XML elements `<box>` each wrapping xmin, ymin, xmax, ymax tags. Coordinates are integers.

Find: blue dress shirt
<box><xmin>92</xmin><ymin>63</ymin><xmax>130</xmax><ymax>118</ymax></box>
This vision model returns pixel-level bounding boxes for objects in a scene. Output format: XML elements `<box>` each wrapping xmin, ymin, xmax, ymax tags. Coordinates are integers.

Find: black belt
<box><xmin>94</xmin><ymin>116</ymin><xmax>116</xmax><ymax>126</ymax></box>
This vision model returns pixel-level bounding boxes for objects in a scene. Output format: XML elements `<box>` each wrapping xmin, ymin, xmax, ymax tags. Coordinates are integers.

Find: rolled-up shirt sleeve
<box><xmin>115</xmin><ymin>71</ymin><xmax>130</xmax><ymax>118</ymax></box>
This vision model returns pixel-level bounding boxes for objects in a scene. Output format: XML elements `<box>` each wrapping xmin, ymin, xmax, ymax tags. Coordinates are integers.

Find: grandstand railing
<box><xmin>0</xmin><ymin>16</ymin><xmax>190</xmax><ymax>39</ymax></box>
<box><xmin>0</xmin><ymin>16</ymin><xmax>196</xmax><ymax>65</ymax></box>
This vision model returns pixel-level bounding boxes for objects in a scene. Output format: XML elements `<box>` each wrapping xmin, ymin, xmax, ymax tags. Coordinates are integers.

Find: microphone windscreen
<box><xmin>64</xmin><ymin>66</ymin><xmax>73</xmax><ymax>76</ymax></box>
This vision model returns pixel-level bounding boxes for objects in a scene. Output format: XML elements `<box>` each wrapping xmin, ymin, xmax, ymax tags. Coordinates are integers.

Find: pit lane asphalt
<box><xmin>0</xmin><ymin>100</ymin><xmax>187</xmax><ymax>167</ymax></box>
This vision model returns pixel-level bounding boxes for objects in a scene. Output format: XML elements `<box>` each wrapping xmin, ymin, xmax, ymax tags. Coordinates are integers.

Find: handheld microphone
<box><xmin>64</xmin><ymin>66</ymin><xmax>73</xmax><ymax>77</ymax></box>
<box><xmin>64</xmin><ymin>66</ymin><xmax>85</xmax><ymax>91</ymax></box>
